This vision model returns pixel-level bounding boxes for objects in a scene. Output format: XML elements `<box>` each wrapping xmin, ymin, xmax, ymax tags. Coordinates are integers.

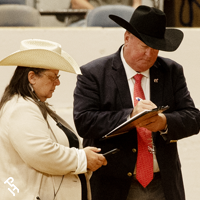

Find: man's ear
<box><xmin>124</xmin><ymin>31</ymin><xmax>130</xmax><ymax>46</ymax></box>
<box><xmin>28</xmin><ymin>71</ymin><xmax>37</xmax><ymax>85</ymax></box>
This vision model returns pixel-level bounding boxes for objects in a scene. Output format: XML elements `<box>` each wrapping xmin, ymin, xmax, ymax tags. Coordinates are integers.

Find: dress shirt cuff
<box><xmin>73</xmin><ymin>149</ymin><xmax>87</xmax><ymax>174</ymax></box>
<box><xmin>159</xmin><ymin>124</ymin><xmax>168</xmax><ymax>135</ymax></box>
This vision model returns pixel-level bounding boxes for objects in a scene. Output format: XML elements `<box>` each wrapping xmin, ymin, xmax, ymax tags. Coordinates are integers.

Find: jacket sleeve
<box><xmin>160</xmin><ymin>60</ymin><xmax>200</xmax><ymax>142</ymax></box>
<box><xmin>73</xmin><ymin>67</ymin><xmax>132</xmax><ymax>140</ymax></box>
<box><xmin>8</xmin><ymin>99</ymin><xmax>87</xmax><ymax>175</ymax></box>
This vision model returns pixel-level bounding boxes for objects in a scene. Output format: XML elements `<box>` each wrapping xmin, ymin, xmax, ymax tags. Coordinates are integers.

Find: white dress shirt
<box><xmin>120</xmin><ymin>46</ymin><xmax>160</xmax><ymax>173</ymax></box>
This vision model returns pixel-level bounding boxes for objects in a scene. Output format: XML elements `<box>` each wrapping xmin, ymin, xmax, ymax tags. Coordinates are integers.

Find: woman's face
<box><xmin>28</xmin><ymin>69</ymin><xmax>60</xmax><ymax>102</ymax></box>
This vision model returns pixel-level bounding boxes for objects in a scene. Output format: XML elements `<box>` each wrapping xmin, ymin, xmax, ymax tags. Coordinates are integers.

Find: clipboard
<box><xmin>102</xmin><ymin>105</ymin><xmax>169</xmax><ymax>140</ymax></box>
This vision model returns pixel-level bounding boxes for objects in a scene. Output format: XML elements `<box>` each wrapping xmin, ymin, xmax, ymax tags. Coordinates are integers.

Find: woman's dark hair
<box><xmin>0</xmin><ymin>66</ymin><xmax>56</xmax><ymax>121</ymax></box>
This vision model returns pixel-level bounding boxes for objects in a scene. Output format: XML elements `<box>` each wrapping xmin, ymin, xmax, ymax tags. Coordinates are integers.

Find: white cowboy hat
<box><xmin>0</xmin><ymin>39</ymin><xmax>81</xmax><ymax>74</ymax></box>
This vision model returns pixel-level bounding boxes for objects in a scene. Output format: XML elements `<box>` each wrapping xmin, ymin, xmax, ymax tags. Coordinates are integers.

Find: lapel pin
<box><xmin>154</xmin><ymin>78</ymin><xmax>159</xmax><ymax>83</ymax></box>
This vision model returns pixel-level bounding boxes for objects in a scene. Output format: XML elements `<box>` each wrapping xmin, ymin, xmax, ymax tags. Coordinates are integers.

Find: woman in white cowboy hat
<box><xmin>0</xmin><ymin>39</ymin><xmax>107</xmax><ymax>200</ymax></box>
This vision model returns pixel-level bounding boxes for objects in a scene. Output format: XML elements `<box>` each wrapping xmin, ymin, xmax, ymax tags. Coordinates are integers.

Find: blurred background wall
<box><xmin>0</xmin><ymin>28</ymin><xmax>199</xmax><ymax>200</ymax></box>
<box><xmin>0</xmin><ymin>0</ymin><xmax>200</xmax><ymax>198</ymax></box>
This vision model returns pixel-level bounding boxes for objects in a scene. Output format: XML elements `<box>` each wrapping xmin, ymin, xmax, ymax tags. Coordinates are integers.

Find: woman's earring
<box><xmin>29</xmin><ymin>83</ymin><xmax>34</xmax><ymax>92</ymax></box>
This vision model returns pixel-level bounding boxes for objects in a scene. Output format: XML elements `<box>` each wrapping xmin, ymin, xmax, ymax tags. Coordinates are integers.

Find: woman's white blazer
<box><xmin>0</xmin><ymin>95</ymin><xmax>91</xmax><ymax>200</ymax></box>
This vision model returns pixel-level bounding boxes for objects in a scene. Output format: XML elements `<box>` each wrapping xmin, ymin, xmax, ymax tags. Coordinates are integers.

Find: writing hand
<box><xmin>130</xmin><ymin>99</ymin><xmax>156</xmax><ymax>118</ymax></box>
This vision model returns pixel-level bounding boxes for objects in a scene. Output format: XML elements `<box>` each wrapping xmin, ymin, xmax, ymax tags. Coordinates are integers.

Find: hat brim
<box><xmin>0</xmin><ymin>49</ymin><xmax>81</xmax><ymax>74</ymax></box>
<box><xmin>109</xmin><ymin>14</ymin><xmax>184</xmax><ymax>52</ymax></box>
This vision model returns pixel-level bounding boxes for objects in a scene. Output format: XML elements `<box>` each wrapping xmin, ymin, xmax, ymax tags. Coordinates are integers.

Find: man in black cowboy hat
<box><xmin>73</xmin><ymin>5</ymin><xmax>200</xmax><ymax>200</ymax></box>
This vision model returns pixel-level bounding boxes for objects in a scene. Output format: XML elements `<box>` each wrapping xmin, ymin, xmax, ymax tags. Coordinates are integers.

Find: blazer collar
<box><xmin>111</xmin><ymin>49</ymin><xmax>164</xmax><ymax>108</ymax></box>
<box><xmin>150</xmin><ymin>59</ymin><xmax>165</xmax><ymax>106</ymax></box>
<box><xmin>111</xmin><ymin>46</ymin><xmax>133</xmax><ymax>108</ymax></box>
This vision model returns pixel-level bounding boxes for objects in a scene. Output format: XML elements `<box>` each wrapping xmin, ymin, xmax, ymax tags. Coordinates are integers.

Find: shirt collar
<box><xmin>120</xmin><ymin>46</ymin><xmax>149</xmax><ymax>80</ymax></box>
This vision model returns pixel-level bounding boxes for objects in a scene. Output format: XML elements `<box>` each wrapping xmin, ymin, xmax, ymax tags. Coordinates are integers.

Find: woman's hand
<box><xmin>83</xmin><ymin>147</ymin><xmax>107</xmax><ymax>171</ymax></box>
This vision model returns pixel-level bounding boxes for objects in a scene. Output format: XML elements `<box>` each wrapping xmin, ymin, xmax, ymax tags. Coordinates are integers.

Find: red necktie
<box><xmin>133</xmin><ymin>74</ymin><xmax>153</xmax><ymax>188</ymax></box>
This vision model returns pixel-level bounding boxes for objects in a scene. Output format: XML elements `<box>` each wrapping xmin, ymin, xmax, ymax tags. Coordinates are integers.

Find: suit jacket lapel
<box><xmin>110</xmin><ymin>48</ymin><xmax>133</xmax><ymax>108</ymax></box>
<box><xmin>110</xmin><ymin>51</ymin><xmax>165</xmax><ymax>122</ymax></box>
<box><xmin>150</xmin><ymin>60</ymin><xmax>164</xmax><ymax>107</ymax></box>
<box><xmin>150</xmin><ymin>59</ymin><xmax>165</xmax><ymax>142</ymax></box>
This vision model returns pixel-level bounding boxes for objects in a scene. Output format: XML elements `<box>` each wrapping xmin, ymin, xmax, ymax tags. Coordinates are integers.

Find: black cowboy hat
<box><xmin>109</xmin><ymin>5</ymin><xmax>183</xmax><ymax>52</ymax></box>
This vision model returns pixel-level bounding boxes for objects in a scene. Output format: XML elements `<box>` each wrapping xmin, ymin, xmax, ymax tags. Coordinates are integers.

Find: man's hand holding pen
<box><xmin>131</xmin><ymin>98</ymin><xmax>167</xmax><ymax>132</ymax></box>
<box><xmin>130</xmin><ymin>98</ymin><xmax>156</xmax><ymax>117</ymax></box>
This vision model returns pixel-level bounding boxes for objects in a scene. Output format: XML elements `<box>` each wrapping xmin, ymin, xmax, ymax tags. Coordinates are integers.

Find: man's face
<box><xmin>123</xmin><ymin>31</ymin><xmax>159</xmax><ymax>72</ymax></box>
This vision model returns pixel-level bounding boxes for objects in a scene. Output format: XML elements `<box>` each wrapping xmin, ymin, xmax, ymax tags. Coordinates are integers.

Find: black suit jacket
<box><xmin>73</xmin><ymin>47</ymin><xmax>200</xmax><ymax>200</ymax></box>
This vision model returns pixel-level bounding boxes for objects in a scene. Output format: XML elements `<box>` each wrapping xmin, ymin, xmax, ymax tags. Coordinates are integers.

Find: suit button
<box><xmin>132</xmin><ymin>148</ymin><xmax>137</xmax><ymax>153</ymax></box>
<box><xmin>127</xmin><ymin>172</ymin><xmax>132</xmax><ymax>177</ymax></box>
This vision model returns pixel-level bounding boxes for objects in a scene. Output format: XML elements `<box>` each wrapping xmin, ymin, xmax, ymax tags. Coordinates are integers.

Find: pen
<box><xmin>136</xmin><ymin>97</ymin><xmax>143</xmax><ymax>101</ymax></box>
